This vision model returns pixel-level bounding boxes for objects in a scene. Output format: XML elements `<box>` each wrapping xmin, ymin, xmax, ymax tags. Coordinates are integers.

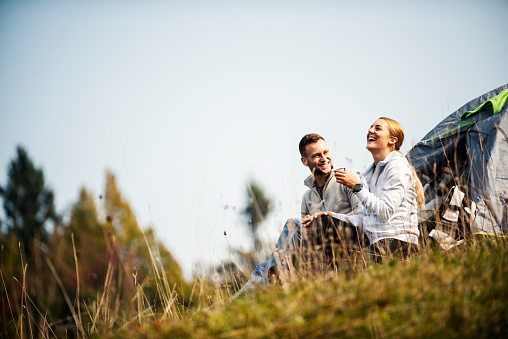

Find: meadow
<box><xmin>2</xmin><ymin>230</ymin><xmax>507</xmax><ymax>338</ymax></box>
<box><xmin>116</xmin><ymin>235</ymin><xmax>508</xmax><ymax>338</ymax></box>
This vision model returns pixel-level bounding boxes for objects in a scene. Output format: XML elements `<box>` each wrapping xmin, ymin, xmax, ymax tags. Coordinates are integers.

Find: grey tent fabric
<box><xmin>407</xmin><ymin>84</ymin><xmax>508</xmax><ymax>238</ymax></box>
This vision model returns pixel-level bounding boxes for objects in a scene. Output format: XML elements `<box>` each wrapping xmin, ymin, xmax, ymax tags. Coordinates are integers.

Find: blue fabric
<box><xmin>247</xmin><ymin>218</ymin><xmax>304</xmax><ymax>285</ymax></box>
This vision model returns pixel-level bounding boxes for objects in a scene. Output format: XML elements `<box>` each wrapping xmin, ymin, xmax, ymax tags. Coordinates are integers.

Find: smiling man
<box><xmin>233</xmin><ymin>134</ymin><xmax>359</xmax><ymax>298</ymax></box>
<box><xmin>299</xmin><ymin>133</ymin><xmax>359</xmax><ymax>224</ymax></box>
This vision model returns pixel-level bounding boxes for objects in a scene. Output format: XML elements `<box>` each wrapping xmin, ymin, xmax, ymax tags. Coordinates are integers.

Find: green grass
<box><xmin>98</xmin><ymin>236</ymin><xmax>508</xmax><ymax>338</ymax></box>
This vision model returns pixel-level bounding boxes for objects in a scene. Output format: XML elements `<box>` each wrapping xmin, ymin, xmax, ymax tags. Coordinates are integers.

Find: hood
<box><xmin>304</xmin><ymin>171</ymin><xmax>334</xmax><ymax>189</ymax></box>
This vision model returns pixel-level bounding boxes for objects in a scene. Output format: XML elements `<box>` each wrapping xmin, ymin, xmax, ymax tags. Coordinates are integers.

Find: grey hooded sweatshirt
<box><xmin>301</xmin><ymin>170</ymin><xmax>360</xmax><ymax>218</ymax></box>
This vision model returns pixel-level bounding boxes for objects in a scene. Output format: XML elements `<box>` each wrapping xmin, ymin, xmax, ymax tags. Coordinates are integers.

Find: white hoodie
<box><xmin>332</xmin><ymin>151</ymin><xmax>419</xmax><ymax>246</ymax></box>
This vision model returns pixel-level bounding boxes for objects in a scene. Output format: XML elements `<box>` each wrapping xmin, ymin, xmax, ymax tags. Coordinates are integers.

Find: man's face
<box><xmin>301</xmin><ymin>139</ymin><xmax>332</xmax><ymax>176</ymax></box>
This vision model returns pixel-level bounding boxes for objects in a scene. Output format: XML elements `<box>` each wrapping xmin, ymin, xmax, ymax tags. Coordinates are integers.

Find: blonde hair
<box><xmin>379</xmin><ymin>116</ymin><xmax>404</xmax><ymax>151</ymax></box>
<box><xmin>379</xmin><ymin>117</ymin><xmax>425</xmax><ymax>208</ymax></box>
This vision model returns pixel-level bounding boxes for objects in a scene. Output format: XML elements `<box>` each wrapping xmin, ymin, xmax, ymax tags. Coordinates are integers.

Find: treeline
<box><xmin>0</xmin><ymin>146</ymin><xmax>192</xmax><ymax>337</ymax></box>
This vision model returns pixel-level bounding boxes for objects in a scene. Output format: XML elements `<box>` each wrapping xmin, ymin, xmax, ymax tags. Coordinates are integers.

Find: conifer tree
<box><xmin>0</xmin><ymin>146</ymin><xmax>60</xmax><ymax>337</ymax></box>
<box><xmin>67</xmin><ymin>187</ymin><xmax>109</xmax><ymax>291</ymax></box>
<box><xmin>0</xmin><ymin>146</ymin><xmax>58</xmax><ymax>257</ymax></box>
<box><xmin>103</xmin><ymin>170</ymin><xmax>188</xmax><ymax>302</ymax></box>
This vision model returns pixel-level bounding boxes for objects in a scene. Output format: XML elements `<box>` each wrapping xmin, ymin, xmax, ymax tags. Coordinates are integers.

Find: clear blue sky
<box><xmin>1</xmin><ymin>0</ymin><xmax>507</xmax><ymax>279</ymax></box>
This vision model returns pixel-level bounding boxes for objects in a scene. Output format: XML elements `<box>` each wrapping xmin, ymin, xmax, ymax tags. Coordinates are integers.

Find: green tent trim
<box><xmin>460</xmin><ymin>88</ymin><xmax>508</xmax><ymax>121</ymax></box>
<box><xmin>473</xmin><ymin>231</ymin><xmax>508</xmax><ymax>238</ymax></box>
<box><xmin>419</xmin><ymin>121</ymin><xmax>476</xmax><ymax>143</ymax></box>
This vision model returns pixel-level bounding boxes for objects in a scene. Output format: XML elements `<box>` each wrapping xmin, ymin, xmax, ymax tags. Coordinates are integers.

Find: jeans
<box><xmin>247</xmin><ymin>218</ymin><xmax>304</xmax><ymax>286</ymax></box>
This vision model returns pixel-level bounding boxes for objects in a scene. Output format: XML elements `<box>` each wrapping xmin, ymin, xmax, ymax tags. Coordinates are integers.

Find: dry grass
<box><xmin>133</xmin><ymin>235</ymin><xmax>508</xmax><ymax>338</ymax></box>
<box><xmin>1</xmin><ymin>220</ymin><xmax>507</xmax><ymax>338</ymax></box>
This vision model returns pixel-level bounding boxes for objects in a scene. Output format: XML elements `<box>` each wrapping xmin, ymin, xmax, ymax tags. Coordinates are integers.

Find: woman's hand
<box><xmin>313</xmin><ymin>211</ymin><xmax>331</xmax><ymax>218</ymax></box>
<box><xmin>334</xmin><ymin>169</ymin><xmax>360</xmax><ymax>190</ymax></box>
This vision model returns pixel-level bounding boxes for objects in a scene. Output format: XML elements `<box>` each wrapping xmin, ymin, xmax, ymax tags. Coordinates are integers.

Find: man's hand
<box><xmin>334</xmin><ymin>169</ymin><xmax>360</xmax><ymax>190</ymax></box>
<box><xmin>302</xmin><ymin>215</ymin><xmax>313</xmax><ymax>227</ymax></box>
<box><xmin>302</xmin><ymin>212</ymin><xmax>332</xmax><ymax>227</ymax></box>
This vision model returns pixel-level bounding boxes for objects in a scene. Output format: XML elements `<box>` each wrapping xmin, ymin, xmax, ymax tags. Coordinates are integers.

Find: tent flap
<box><xmin>460</xmin><ymin>88</ymin><xmax>508</xmax><ymax>121</ymax></box>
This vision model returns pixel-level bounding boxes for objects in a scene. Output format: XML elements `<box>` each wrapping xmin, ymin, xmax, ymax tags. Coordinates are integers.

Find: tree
<box><xmin>69</xmin><ymin>187</ymin><xmax>102</xmax><ymax>240</ymax></box>
<box><xmin>0</xmin><ymin>146</ymin><xmax>58</xmax><ymax>256</ymax></box>
<box><xmin>244</xmin><ymin>181</ymin><xmax>272</xmax><ymax>250</ymax></box>
<box><xmin>67</xmin><ymin>187</ymin><xmax>109</xmax><ymax>291</ymax></box>
<box><xmin>0</xmin><ymin>146</ymin><xmax>61</xmax><ymax>337</ymax></box>
<box><xmin>103</xmin><ymin>170</ymin><xmax>189</xmax><ymax>304</ymax></box>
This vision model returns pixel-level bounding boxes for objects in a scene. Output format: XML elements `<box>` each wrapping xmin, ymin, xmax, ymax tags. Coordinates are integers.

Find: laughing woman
<box><xmin>312</xmin><ymin>117</ymin><xmax>424</xmax><ymax>260</ymax></box>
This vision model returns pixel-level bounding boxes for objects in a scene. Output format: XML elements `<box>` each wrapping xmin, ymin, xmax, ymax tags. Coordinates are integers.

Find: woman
<box><xmin>312</xmin><ymin>117</ymin><xmax>424</xmax><ymax>260</ymax></box>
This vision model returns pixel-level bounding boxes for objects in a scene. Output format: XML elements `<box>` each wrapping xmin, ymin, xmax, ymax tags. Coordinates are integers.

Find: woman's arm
<box><xmin>334</xmin><ymin>169</ymin><xmax>361</xmax><ymax>190</ymax></box>
<box><xmin>334</xmin><ymin>169</ymin><xmax>362</xmax><ymax>216</ymax></box>
<box><xmin>307</xmin><ymin>211</ymin><xmax>361</xmax><ymax>227</ymax></box>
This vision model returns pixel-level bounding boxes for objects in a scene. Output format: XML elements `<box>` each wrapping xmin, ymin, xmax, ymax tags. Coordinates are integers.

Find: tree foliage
<box><xmin>0</xmin><ymin>149</ymin><xmax>191</xmax><ymax>337</ymax></box>
<box><xmin>0</xmin><ymin>146</ymin><xmax>58</xmax><ymax>256</ymax></box>
<box><xmin>67</xmin><ymin>187</ymin><xmax>109</xmax><ymax>291</ymax></box>
<box><xmin>214</xmin><ymin>181</ymin><xmax>273</xmax><ymax>292</ymax></box>
<box><xmin>102</xmin><ymin>170</ymin><xmax>189</xmax><ymax>302</ymax></box>
<box><xmin>244</xmin><ymin>181</ymin><xmax>272</xmax><ymax>250</ymax></box>
<box><xmin>0</xmin><ymin>146</ymin><xmax>61</xmax><ymax>337</ymax></box>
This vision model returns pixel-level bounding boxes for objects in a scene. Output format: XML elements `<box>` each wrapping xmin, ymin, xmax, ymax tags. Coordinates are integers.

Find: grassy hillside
<box><xmin>101</xmin><ymin>236</ymin><xmax>507</xmax><ymax>338</ymax></box>
<box><xmin>2</xmin><ymin>232</ymin><xmax>506</xmax><ymax>338</ymax></box>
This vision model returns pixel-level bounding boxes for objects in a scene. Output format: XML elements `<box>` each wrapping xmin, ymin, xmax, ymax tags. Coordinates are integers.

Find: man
<box><xmin>299</xmin><ymin>133</ymin><xmax>359</xmax><ymax>223</ymax></box>
<box><xmin>233</xmin><ymin>133</ymin><xmax>359</xmax><ymax>297</ymax></box>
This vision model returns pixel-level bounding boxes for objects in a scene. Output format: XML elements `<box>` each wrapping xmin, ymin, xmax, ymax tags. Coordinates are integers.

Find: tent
<box><xmin>407</xmin><ymin>84</ymin><xmax>508</xmax><ymax>242</ymax></box>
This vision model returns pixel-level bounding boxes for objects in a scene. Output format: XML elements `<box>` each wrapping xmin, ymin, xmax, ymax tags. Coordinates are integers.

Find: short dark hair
<box><xmin>299</xmin><ymin>133</ymin><xmax>325</xmax><ymax>156</ymax></box>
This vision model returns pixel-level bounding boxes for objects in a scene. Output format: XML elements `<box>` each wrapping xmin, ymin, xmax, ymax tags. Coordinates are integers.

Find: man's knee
<box><xmin>283</xmin><ymin>218</ymin><xmax>301</xmax><ymax>235</ymax></box>
<box><xmin>285</xmin><ymin>217</ymin><xmax>301</xmax><ymax>227</ymax></box>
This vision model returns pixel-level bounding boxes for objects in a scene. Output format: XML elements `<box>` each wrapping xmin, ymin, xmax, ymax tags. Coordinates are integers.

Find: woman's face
<box><xmin>366</xmin><ymin>118</ymin><xmax>395</xmax><ymax>153</ymax></box>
